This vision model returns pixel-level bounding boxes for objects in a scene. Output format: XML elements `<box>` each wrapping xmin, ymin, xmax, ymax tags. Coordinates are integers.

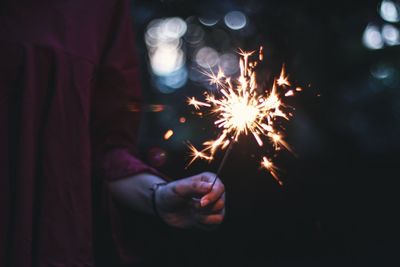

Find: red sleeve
<box><xmin>91</xmin><ymin>0</ymin><xmax>160</xmax><ymax>181</ymax></box>
<box><xmin>91</xmin><ymin>1</ymin><xmax>166</xmax><ymax>265</ymax></box>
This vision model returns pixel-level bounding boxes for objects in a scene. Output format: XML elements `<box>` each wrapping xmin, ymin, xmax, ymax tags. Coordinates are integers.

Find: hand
<box><xmin>155</xmin><ymin>172</ymin><xmax>225</xmax><ymax>229</ymax></box>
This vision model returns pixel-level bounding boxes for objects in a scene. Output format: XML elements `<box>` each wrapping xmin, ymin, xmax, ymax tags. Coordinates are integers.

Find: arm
<box><xmin>109</xmin><ymin>172</ymin><xmax>226</xmax><ymax>228</ymax></box>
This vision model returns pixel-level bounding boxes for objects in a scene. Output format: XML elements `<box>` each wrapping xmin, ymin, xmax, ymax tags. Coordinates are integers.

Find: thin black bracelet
<box><xmin>150</xmin><ymin>182</ymin><xmax>168</xmax><ymax>220</ymax></box>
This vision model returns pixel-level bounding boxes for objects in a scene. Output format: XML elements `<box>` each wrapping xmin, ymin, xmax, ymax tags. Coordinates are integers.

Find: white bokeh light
<box><xmin>195</xmin><ymin>47</ymin><xmax>219</xmax><ymax>68</ymax></box>
<box><xmin>162</xmin><ymin>17</ymin><xmax>187</xmax><ymax>39</ymax></box>
<box><xmin>150</xmin><ymin>45</ymin><xmax>184</xmax><ymax>76</ymax></box>
<box><xmin>224</xmin><ymin>11</ymin><xmax>247</xmax><ymax>30</ymax></box>
<box><xmin>379</xmin><ymin>0</ymin><xmax>400</xmax><ymax>23</ymax></box>
<box><xmin>382</xmin><ymin>24</ymin><xmax>400</xmax><ymax>46</ymax></box>
<box><xmin>362</xmin><ymin>24</ymin><xmax>384</xmax><ymax>50</ymax></box>
<box><xmin>145</xmin><ymin>17</ymin><xmax>188</xmax><ymax>90</ymax></box>
<box><xmin>219</xmin><ymin>53</ymin><xmax>239</xmax><ymax>75</ymax></box>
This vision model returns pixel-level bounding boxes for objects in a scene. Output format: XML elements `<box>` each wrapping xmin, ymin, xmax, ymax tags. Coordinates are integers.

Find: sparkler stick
<box><xmin>187</xmin><ymin>47</ymin><xmax>303</xmax><ymax>185</ymax></box>
<box><xmin>211</xmin><ymin>139</ymin><xmax>235</xmax><ymax>189</ymax></box>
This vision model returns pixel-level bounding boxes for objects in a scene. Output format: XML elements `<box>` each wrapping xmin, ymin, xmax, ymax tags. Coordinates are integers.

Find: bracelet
<box><xmin>150</xmin><ymin>182</ymin><xmax>167</xmax><ymax>220</ymax></box>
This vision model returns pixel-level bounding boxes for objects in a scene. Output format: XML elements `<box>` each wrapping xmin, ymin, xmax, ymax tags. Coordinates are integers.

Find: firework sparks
<box><xmin>187</xmin><ymin>48</ymin><xmax>302</xmax><ymax>185</ymax></box>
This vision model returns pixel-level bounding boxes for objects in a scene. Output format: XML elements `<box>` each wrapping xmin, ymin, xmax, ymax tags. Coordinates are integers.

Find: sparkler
<box><xmin>187</xmin><ymin>47</ymin><xmax>302</xmax><ymax>186</ymax></box>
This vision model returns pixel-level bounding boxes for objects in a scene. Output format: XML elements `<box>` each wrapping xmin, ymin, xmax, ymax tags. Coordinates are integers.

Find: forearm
<box><xmin>108</xmin><ymin>173</ymin><xmax>166</xmax><ymax>216</ymax></box>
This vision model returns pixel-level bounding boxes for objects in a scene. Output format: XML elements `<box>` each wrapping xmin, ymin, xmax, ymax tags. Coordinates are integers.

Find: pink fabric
<box><xmin>0</xmin><ymin>1</ymin><xmax>158</xmax><ymax>266</ymax></box>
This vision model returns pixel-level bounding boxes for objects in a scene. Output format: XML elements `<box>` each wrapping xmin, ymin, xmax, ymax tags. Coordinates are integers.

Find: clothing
<box><xmin>0</xmin><ymin>1</ymin><xmax>156</xmax><ymax>266</ymax></box>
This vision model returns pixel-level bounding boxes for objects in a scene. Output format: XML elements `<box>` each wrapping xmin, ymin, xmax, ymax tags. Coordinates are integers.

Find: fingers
<box><xmin>191</xmin><ymin>193</ymin><xmax>226</xmax><ymax>227</ymax></box>
<box><xmin>199</xmin><ymin>176</ymin><xmax>225</xmax><ymax>207</ymax></box>
<box><xmin>192</xmin><ymin>172</ymin><xmax>221</xmax><ymax>184</ymax></box>
<box><xmin>180</xmin><ymin>172</ymin><xmax>225</xmax><ymax>207</ymax></box>
<box><xmin>191</xmin><ymin>194</ymin><xmax>225</xmax><ymax>213</ymax></box>
<box><xmin>172</xmin><ymin>178</ymin><xmax>212</xmax><ymax>199</ymax></box>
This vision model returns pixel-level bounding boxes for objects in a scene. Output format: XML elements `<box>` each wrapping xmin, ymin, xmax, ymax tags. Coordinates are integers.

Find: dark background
<box><xmin>128</xmin><ymin>0</ymin><xmax>400</xmax><ymax>266</ymax></box>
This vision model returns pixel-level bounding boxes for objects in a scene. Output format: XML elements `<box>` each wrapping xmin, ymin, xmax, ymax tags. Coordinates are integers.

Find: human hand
<box><xmin>155</xmin><ymin>172</ymin><xmax>225</xmax><ymax>229</ymax></box>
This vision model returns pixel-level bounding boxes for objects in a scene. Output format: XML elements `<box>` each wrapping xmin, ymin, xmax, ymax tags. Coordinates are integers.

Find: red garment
<box><xmin>0</xmin><ymin>1</ymin><xmax>157</xmax><ymax>266</ymax></box>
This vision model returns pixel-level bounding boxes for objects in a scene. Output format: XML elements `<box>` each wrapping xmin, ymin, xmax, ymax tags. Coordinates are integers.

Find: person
<box><xmin>0</xmin><ymin>0</ymin><xmax>226</xmax><ymax>266</ymax></box>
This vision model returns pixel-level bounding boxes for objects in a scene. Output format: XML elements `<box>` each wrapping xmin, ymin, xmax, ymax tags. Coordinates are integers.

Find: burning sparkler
<box><xmin>187</xmin><ymin>47</ymin><xmax>302</xmax><ymax>186</ymax></box>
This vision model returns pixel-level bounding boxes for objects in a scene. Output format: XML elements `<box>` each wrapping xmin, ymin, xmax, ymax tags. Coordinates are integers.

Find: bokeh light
<box><xmin>224</xmin><ymin>11</ymin><xmax>247</xmax><ymax>30</ymax></box>
<box><xmin>198</xmin><ymin>16</ymin><xmax>219</xmax><ymax>27</ymax></box>
<box><xmin>195</xmin><ymin>46</ymin><xmax>219</xmax><ymax>68</ymax></box>
<box><xmin>184</xmin><ymin>24</ymin><xmax>205</xmax><ymax>46</ymax></box>
<box><xmin>379</xmin><ymin>0</ymin><xmax>400</xmax><ymax>23</ymax></box>
<box><xmin>150</xmin><ymin>44</ymin><xmax>184</xmax><ymax>75</ymax></box>
<box><xmin>145</xmin><ymin>17</ymin><xmax>188</xmax><ymax>92</ymax></box>
<box><xmin>362</xmin><ymin>24</ymin><xmax>384</xmax><ymax>49</ymax></box>
<box><xmin>381</xmin><ymin>24</ymin><xmax>400</xmax><ymax>46</ymax></box>
<box><xmin>219</xmin><ymin>53</ymin><xmax>239</xmax><ymax>75</ymax></box>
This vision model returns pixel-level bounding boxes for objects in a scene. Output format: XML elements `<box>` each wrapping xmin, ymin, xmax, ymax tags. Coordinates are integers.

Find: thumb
<box><xmin>173</xmin><ymin>176</ymin><xmax>212</xmax><ymax>198</ymax></box>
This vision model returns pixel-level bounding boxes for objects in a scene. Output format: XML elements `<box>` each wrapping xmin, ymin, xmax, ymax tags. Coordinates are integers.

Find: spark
<box><xmin>187</xmin><ymin>97</ymin><xmax>211</xmax><ymax>110</ymax></box>
<box><xmin>277</xmin><ymin>64</ymin><xmax>291</xmax><ymax>87</ymax></box>
<box><xmin>164</xmin><ymin>129</ymin><xmax>174</xmax><ymax>140</ymax></box>
<box><xmin>261</xmin><ymin>157</ymin><xmax>282</xmax><ymax>186</ymax></box>
<box><xmin>187</xmin><ymin>48</ymin><xmax>303</xmax><ymax>184</ymax></box>
<box><xmin>285</xmin><ymin>90</ymin><xmax>294</xmax><ymax>97</ymax></box>
<box><xmin>187</xmin><ymin>143</ymin><xmax>214</xmax><ymax>167</ymax></box>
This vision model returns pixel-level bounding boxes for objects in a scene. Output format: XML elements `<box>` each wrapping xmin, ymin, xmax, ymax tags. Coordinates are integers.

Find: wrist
<box><xmin>150</xmin><ymin>182</ymin><xmax>168</xmax><ymax>221</ymax></box>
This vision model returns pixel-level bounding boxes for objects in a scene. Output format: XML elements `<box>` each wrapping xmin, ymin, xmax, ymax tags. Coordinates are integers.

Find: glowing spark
<box><xmin>277</xmin><ymin>65</ymin><xmax>291</xmax><ymax>87</ymax></box>
<box><xmin>179</xmin><ymin>117</ymin><xmax>186</xmax><ymax>123</ymax></box>
<box><xmin>187</xmin><ymin>97</ymin><xmax>211</xmax><ymax>110</ymax></box>
<box><xmin>285</xmin><ymin>90</ymin><xmax>294</xmax><ymax>97</ymax></box>
<box><xmin>187</xmin><ymin>48</ymin><xmax>303</xmax><ymax>184</ymax></box>
<box><xmin>187</xmin><ymin>143</ymin><xmax>213</xmax><ymax>167</ymax></box>
<box><xmin>261</xmin><ymin>157</ymin><xmax>282</xmax><ymax>186</ymax></box>
<box><xmin>164</xmin><ymin>129</ymin><xmax>174</xmax><ymax>140</ymax></box>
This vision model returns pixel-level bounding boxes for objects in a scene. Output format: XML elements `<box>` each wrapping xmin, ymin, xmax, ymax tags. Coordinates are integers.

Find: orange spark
<box><xmin>261</xmin><ymin>157</ymin><xmax>283</xmax><ymax>186</ymax></box>
<box><xmin>285</xmin><ymin>90</ymin><xmax>294</xmax><ymax>97</ymax></box>
<box><xmin>164</xmin><ymin>129</ymin><xmax>174</xmax><ymax>140</ymax></box>
<box><xmin>277</xmin><ymin>65</ymin><xmax>291</xmax><ymax>87</ymax></box>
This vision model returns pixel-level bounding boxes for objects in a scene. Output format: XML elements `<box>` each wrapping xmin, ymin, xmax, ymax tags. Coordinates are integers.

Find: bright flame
<box><xmin>187</xmin><ymin>48</ymin><xmax>302</xmax><ymax>185</ymax></box>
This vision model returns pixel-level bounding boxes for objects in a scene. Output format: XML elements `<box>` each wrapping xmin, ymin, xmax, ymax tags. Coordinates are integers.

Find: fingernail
<box><xmin>201</xmin><ymin>198</ymin><xmax>209</xmax><ymax>207</ymax></box>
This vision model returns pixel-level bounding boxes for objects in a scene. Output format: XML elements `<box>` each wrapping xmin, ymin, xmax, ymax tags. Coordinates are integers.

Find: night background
<box><xmin>125</xmin><ymin>0</ymin><xmax>400</xmax><ymax>266</ymax></box>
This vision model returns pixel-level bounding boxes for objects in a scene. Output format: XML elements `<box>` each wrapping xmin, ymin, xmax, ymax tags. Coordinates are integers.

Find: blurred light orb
<box><xmin>163</xmin><ymin>17</ymin><xmax>187</xmax><ymax>39</ymax></box>
<box><xmin>224</xmin><ymin>11</ymin><xmax>247</xmax><ymax>30</ymax></box>
<box><xmin>382</xmin><ymin>24</ymin><xmax>400</xmax><ymax>45</ymax></box>
<box><xmin>362</xmin><ymin>24</ymin><xmax>384</xmax><ymax>50</ymax></box>
<box><xmin>184</xmin><ymin>24</ymin><xmax>205</xmax><ymax>46</ymax></box>
<box><xmin>195</xmin><ymin>46</ymin><xmax>219</xmax><ymax>68</ymax></box>
<box><xmin>150</xmin><ymin>45</ymin><xmax>185</xmax><ymax>76</ymax></box>
<box><xmin>219</xmin><ymin>53</ymin><xmax>239</xmax><ymax>76</ymax></box>
<box><xmin>199</xmin><ymin>16</ymin><xmax>219</xmax><ymax>27</ymax></box>
<box><xmin>379</xmin><ymin>0</ymin><xmax>400</xmax><ymax>23</ymax></box>
<box><xmin>145</xmin><ymin>17</ymin><xmax>188</xmax><ymax>91</ymax></box>
<box><xmin>371</xmin><ymin>63</ymin><xmax>394</xmax><ymax>79</ymax></box>
<box><xmin>163</xmin><ymin>67</ymin><xmax>188</xmax><ymax>89</ymax></box>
